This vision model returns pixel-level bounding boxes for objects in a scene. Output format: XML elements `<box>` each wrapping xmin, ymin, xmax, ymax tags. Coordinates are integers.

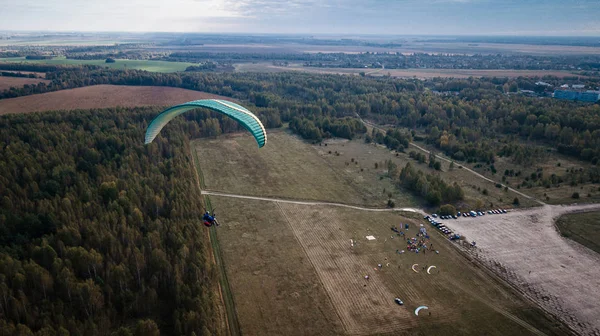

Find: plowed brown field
<box><xmin>0</xmin><ymin>84</ymin><xmax>230</xmax><ymax>115</ymax></box>
<box><xmin>0</xmin><ymin>76</ymin><xmax>50</xmax><ymax>91</ymax></box>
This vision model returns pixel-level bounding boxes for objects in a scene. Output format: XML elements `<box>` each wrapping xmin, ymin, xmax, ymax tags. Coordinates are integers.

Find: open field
<box><xmin>0</xmin><ymin>84</ymin><xmax>229</xmax><ymax>114</ymax></box>
<box><xmin>154</xmin><ymin>41</ymin><xmax>600</xmax><ymax>56</ymax></box>
<box><xmin>0</xmin><ymin>37</ymin><xmax>147</xmax><ymax>46</ymax></box>
<box><xmin>397</xmin><ymin>42</ymin><xmax>600</xmax><ymax>56</ymax></box>
<box><xmin>556</xmin><ymin>211</ymin><xmax>600</xmax><ymax>255</ymax></box>
<box><xmin>194</xmin><ymin>132</ymin><xmax>415</xmax><ymax>208</ymax></box>
<box><xmin>206</xmin><ymin>197</ymin><xmax>343</xmax><ymax>336</ymax></box>
<box><xmin>0</xmin><ymin>56</ymin><xmax>194</xmax><ymax>72</ymax></box>
<box><xmin>235</xmin><ymin>62</ymin><xmax>582</xmax><ymax>79</ymax></box>
<box><xmin>443</xmin><ymin>203</ymin><xmax>600</xmax><ymax>335</ymax></box>
<box><xmin>0</xmin><ymin>75</ymin><xmax>50</xmax><ymax>91</ymax></box>
<box><xmin>203</xmin><ymin>183</ymin><xmax>570</xmax><ymax>335</ymax></box>
<box><xmin>196</xmin><ymin>131</ymin><xmax>537</xmax><ymax>211</ymax></box>
<box><xmin>195</xmin><ymin>131</ymin><xmax>572</xmax><ymax>335</ymax></box>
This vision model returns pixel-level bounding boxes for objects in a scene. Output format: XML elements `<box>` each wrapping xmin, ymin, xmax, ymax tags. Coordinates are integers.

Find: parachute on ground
<box><xmin>411</xmin><ymin>264</ymin><xmax>419</xmax><ymax>273</ymax></box>
<box><xmin>144</xmin><ymin>99</ymin><xmax>267</xmax><ymax>147</ymax></box>
<box><xmin>415</xmin><ymin>306</ymin><xmax>429</xmax><ymax>316</ymax></box>
<box><xmin>427</xmin><ymin>266</ymin><xmax>437</xmax><ymax>274</ymax></box>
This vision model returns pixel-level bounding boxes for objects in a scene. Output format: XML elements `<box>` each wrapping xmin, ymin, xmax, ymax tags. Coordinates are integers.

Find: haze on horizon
<box><xmin>1</xmin><ymin>0</ymin><xmax>599</xmax><ymax>36</ymax></box>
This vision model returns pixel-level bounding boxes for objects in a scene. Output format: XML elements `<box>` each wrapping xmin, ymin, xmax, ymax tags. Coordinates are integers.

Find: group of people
<box><xmin>406</xmin><ymin>235</ymin><xmax>432</xmax><ymax>254</ymax></box>
<box><xmin>391</xmin><ymin>225</ymin><xmax>435</xmax><ymax>254</ymax></box>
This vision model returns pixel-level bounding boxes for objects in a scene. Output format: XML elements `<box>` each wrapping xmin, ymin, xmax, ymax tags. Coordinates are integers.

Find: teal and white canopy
<box><xmin>145</xmin><ymin>99</ymin><xmax>267</xmax><ymax>148</ymax></box>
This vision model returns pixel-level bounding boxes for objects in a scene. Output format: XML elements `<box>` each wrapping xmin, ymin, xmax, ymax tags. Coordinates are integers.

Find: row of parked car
<box><xmin>423</xmin><ymin>215</ymin><xmax>457</xmax><ymax>238</ymax></box>
<box><xmin>430</xmin><ymin>209</ymin><xmax>508</xmax><ymax>220</ymax></box>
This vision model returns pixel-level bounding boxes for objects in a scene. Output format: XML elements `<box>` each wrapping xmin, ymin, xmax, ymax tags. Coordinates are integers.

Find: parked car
<box><xmin>395</xmin><ymin>298</ymin><xmax>404</xmax><ymax>305</ymax></box>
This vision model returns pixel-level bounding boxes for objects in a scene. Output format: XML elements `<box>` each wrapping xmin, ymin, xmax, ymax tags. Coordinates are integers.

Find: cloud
<box><xmin>0</xmin><ymin>0</ymin><xmax>599</xmax><ymax>35</ymax></box>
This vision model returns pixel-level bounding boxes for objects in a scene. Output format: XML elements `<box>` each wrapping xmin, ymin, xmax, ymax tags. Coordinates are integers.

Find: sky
<box><xmin>0</xmin><ymin>0</ymin><xmax>599</xmax><ymax>36</ymax></box>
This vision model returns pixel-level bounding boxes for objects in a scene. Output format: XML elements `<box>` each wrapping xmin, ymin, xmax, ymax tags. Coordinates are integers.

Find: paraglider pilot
<box><xmin>203</xmin><ymin>211</ymin><xmax>219</xmax><ymax>227</ymax></box>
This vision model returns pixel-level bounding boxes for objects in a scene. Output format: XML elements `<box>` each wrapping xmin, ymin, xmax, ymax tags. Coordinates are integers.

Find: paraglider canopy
<box><xmin>145</xmin><ymin>99</ymin><xmax>267</xmax><ymax>148</ymax></box>
<box><xmin>415</xmin><ymin>306</ymin><xmax>429</xmax><ymax>316</ymax></box>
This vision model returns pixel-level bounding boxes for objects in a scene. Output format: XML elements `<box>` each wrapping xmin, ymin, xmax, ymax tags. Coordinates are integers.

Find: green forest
<box><xmin>0</xmin><ymin>108</ymin><xmax>231</xmax><ymax>335</ymax></box>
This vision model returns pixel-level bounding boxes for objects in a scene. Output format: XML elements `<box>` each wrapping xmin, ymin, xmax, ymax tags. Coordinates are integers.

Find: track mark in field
<box><xmin>445</xmin><ymin>277</ymin><xmax>546</xmax><ymax>336</ymax></box>
<box><xmin>278</xmin><ymin>203</ymin><xmax>416</xmax><ymax>335</ymax></box>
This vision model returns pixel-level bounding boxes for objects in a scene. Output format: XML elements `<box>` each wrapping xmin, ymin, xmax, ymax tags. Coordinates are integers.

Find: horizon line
<box><xmin>1</xmin><ymin>30</ymin><xmax>599</xmax><ymax>38</ymax></box>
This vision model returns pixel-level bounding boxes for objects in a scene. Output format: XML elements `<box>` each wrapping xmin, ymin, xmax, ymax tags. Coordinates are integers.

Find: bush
<box><xmin>105</xmin><ymin>58</ymin><xmax>116</xmax><ymax>63</ymax></box>
<box><xmin>572</xmin><ymin>192</ymin><xmax>580</xmax><ymax>199</ymax></box>
<box><xmin>439</xmin><ymin>204</ymin><xmax>457</xmax><ymax>216</ymax></box>
<box><xmin>387</xmin><ymin>199</ymin><xmax>395</xmax><ymax>208</ymax></box>
<box><xmin>513</xmin><ymin>197</ymin><xmax>520</xmax><ymax>205</ymax></box>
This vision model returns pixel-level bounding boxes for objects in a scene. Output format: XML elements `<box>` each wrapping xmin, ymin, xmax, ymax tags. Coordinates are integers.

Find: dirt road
<box><xmin>201</xmin><ymin>190</ymin><xmax>426</xmax><ymax>214</ymax></box>
<box><xmin>443</xmin><ymin>203</ymin><xmax>600</xmax><ymax>336</ymax></box>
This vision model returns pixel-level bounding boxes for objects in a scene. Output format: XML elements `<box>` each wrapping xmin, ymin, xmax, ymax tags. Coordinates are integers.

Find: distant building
<box><xmin>572</xmin><ymin>84</ymin><xmax>586</xmax><ymax>89</ymax></box>
<box><xmin>560</xmin><ymin>84</ymin><xmax>570</xmax><ymax>88</ymax></box>
<box><xmin>535</xmin><ymin>81</ymin><xmax>552</xmax><ymax>87</ymax></box>
<box><xmin>553</xmin><ymin>90</ymin><xmax>600</xmax><ymax>102</ymax></box>
<box><xmin>519</xmin><ymin>90</ymin><xmax>536</xmax><ymax>96</ymax></box>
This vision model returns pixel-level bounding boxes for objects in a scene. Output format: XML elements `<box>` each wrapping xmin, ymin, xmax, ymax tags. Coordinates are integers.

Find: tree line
<box><xmin>289</xmin><ymin>116</ymin><xmax>366</xmax><ymax>142</ymax></box>
<box><xmin>366</xmin><ymin>129</ymin><xmax>412</xmax><ymax>152</ymax></box>
<box><xmin>387</xmin><ymin>161</ymin><xmax>464</xmax><ymax>206</ymax></box>
<box><xmin>0</xmin><ymin>71</ymin><xmax>38</xmax><ymax>78</ymax></box>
